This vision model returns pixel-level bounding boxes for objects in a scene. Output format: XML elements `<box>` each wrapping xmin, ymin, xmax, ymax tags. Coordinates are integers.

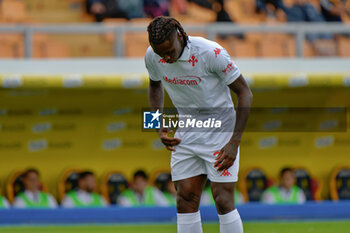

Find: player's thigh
<box><xmin>174</xmin><ymin>174</ymin><xmax>207</xmax><ymax>213</ymax></box>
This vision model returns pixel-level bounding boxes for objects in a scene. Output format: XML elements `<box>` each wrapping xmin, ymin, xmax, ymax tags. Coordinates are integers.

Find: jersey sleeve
<box><xmin>145</xmin><ymin>47</ymin><xmax>161</xmax><ymax>81</ymax></box>
<box><xmin>207</xmin><ymin>47</ymin><xmax>241</xmax><ymax>85</ymax></box>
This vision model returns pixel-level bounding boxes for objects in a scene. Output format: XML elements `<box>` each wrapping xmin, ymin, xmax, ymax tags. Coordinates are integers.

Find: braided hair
<box><xmin>147</xmin><ymin>16</ymin><xmax>188</xmax><ymax>45</ymax></box>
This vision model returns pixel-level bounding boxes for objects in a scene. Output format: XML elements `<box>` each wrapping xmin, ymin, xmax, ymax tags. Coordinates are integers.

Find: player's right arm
<box><xmin>146</xmin><ymin>47</ymin><xmax>181</xmax><ymax>151</ymax></box>
<box><xmin>148</xmin><ymin>80</ymin><xmax>181</xmax><ymax>151</ymax></box>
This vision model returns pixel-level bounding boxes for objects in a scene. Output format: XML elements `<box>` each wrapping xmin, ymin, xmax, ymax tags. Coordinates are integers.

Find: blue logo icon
<box><xmin>143</xmin><ymin>109</ymin><xmax>162</xmax><ymax>129</ymax></box>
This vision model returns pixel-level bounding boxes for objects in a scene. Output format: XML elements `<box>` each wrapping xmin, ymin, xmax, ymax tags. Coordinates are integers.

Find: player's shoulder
<box><xmin>145</xmin><ymin>46</ymin><xmax>156</xmax><ymax>60</ymax></box>
<box><xmin>189</xmin><ymin>37</ymin><xmax>223</xmax><ymax>51</ymax></box>
<box><xmin>189</xmin><ymin>36</ymin><xmax>225</xmax><ymax>57</ymax></box>
<box><xmin>145</xmin><ymin>46</ymin><xmax>161</xmax><ymax>67</ymax></box>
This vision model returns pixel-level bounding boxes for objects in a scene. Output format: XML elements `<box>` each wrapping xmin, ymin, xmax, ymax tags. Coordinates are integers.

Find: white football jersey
<box><xmin>145</xmin><ymin>36</ymin><xmax>241</xmax><ymax>145</ymax></box>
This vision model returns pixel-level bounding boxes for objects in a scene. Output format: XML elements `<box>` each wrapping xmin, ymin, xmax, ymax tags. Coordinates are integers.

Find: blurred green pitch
<box><xmin>1</xmin><ymin>221</ymin><xmax>350</xmax><ymax>233</ymax></box>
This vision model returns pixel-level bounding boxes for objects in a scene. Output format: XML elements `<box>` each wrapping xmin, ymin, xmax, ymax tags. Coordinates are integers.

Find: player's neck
<box><xmin>177</xmin><ymin>40</ymin><xmax>186</xmax><ymax>60</ymax></box>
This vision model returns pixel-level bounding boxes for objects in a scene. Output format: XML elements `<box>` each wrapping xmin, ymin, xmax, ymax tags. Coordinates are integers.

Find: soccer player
<box><xmin>146</xmin><ymin>17</ymin><xmax>252</xmax><ymax>233</ymax></box>
<box><xmin>261</xmin><ymin>167</ymin><xmax>306</xmax><ymax>204</ymax></box>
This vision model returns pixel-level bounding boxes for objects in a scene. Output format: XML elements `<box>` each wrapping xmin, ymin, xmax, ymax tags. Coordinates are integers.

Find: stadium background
<box><xmin>0</xmin><ymin>69</ymin><xmax>349</xmax><ymax>200</ymax></box>
<box><xmin>1</xmin><ymin>0</ymin><xmax>350</xmax><ymax>232</ymax></box>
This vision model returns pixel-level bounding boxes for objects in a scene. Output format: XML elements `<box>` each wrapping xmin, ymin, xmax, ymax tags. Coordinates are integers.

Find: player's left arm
<box><xmin>228</xmin><ymin>75</ymin><xmax>253</xmax><ymax>143</ymax></box>
<box><xmin>214</xmin><ymin>75</ymin><xmax>253</xmax><ymax>171</ymax></box>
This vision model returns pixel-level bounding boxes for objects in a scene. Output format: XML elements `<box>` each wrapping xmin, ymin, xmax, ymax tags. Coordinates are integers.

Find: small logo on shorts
<box><xmin>143</xmin><ymin>109</ymin><xmax>162</xmax><ymax>129</ymax></box>
<box><xmin>220</xmin><ymin>170</ymin><xmax>232</xmax><ymax>177</ymax></box>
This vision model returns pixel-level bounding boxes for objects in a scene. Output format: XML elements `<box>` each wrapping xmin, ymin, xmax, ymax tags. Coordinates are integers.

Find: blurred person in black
<box><xmin>282</xmin><ymin>0</ymin><xmax>333</xmax><ymax>41</ymax></box>
<box><xmin>256</xmin><ymin>0</ymin><xmax>284</xmax><ymax>13</ymax></box>
<box><xmin>283</xmin><ymin>0</ymin><xmax>326</xmax><ymax>23</ymax></box>
<box><xmin>86</xmin><ymin>0</ymin><xmax>144</xmax><ymax>22</ymax></box>
<box><xmin>144</xmin><ymin>0</ymin><xmax>170</xmax><ymax>18</ymax></box>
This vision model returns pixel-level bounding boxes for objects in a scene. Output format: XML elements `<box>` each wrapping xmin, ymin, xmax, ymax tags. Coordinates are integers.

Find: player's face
<box><xmin>151</xmin><ymin>30</ymin><xmax>183</xmax><ymax>63</ymax></box>
<box><xmin>23</xmin><ymin>172</ymin><xmax>40</xmax><ymax>192</ymax></box>
<box><xmin>133</xmin><ymin>176</ymin><xmax>148</xmax><ymax>194</ymax></box>
<box><xmin>281</xmin><ymin>171</ymin><xmax>295</xmax><ymax>190</ymax></box>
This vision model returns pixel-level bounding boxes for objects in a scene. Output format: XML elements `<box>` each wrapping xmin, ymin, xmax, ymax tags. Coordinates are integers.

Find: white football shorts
<box><xmin>170</xmin><ymin>143</ymin><xmax>240</xmax><ymax>183</ymax></box>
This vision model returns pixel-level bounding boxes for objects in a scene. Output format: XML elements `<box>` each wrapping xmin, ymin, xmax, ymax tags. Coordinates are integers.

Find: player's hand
<box><xmin>158</xmin><ymin>128</ymin><xmax>181</xmax><ymax>151</ymax></box>
<box><xmin>214</xmin><ymin>141</ymin><xmax>239</xmax><ymax>172</ymax></box>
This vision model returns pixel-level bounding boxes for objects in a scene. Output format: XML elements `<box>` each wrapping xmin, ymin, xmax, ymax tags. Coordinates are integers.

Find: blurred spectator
<box><xmin>118</xmin><ymin>170</ymin><xmax>168</xmax><ymax>206</ymax></box>
<box><xmin>0</xmin><ymin>194</ymin><xmax>10</xmax><ymax>209</ymax></box>
<box><xmin>201</xmin><ymin>184</ymin><xmax>245</xmax><ymax>206</ymax></box>
<box><xmin>61</xmin><ymin>171</ymin><xmax>107</xmax><ymax>208</ymax></box>
<box><xmin>189</xmin><ymin>0</ymin><xmax>213</xmax><ymax>9</ymax></box>
<box><xmin>320</xmin><ymin>0</ymin><xmax>350</xmax><ymax>22</ymax></box>
<box><xmin>210</xmin><ymin>0</ymin><xmax>230</xmax><ymax>22</ymax></box>
<box><xmin>118</xmin><ymin>0</ymin><xmax>145</xmax><ymax>19</ymax></box>
<box><xmin>171</xmin><ymin>0</ymin><xmax>188</xmax><ymax>14</ymax></box>
<box><xmin>282</xmin><ymin>0</ymin><xmax>333</xmax><ymax>41</ymax></box>
<box><xmin>255</xmin><ymin>0</ymin><xmax>285</xmax><ymax>22</ymax></box>
<box><xmin>144</xmin><ymin>0</ymin><xmax>170</xmax><ymax>18</ymax></box>
<box><xmin>283</xmin><ymin>0</ymin><xmax>325</xmax><ymax>22</ymax></box>
<box><xmin>13</xmin><ymin>169</ymin><xmax>58</xmax><ymax>208</ymax></box>
<box><xmin>86</xmin><ymin>0</ymin><xmax>141</xmax><ymax>22</ymax></box>
<box><xmin>212</xmin><ymin>0</ymin><xmax>244</xmax><ymax>39</ymax></box>
<box><xmin>256</xmin><ymin>0</ymin><xmax>284</xmax><ymax>13</ymax></box>
<box><xmin>261</xmin><ymin>167</ymin><xmax>306</xmax><ymax>204</ymax></box>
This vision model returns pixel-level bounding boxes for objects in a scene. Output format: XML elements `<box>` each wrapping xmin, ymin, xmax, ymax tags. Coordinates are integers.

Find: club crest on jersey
<box><xmin>214</xmin><ymin>48</ymin><xmax>221</xmax><ymax>58</ymax></box>
<box><xmin>188</xmin><ymin>55</ymin><xmax>198</xmax><ymax>67</ymax></box>
<box><xmin>222</xmin><ymin>61</ymin><xmax>235</xmax><ymax>74</ymax></box>
<box><xmin>163</xmin><ymin>76</ymin><xmax>201</xmax><ymax>86</ymax></box>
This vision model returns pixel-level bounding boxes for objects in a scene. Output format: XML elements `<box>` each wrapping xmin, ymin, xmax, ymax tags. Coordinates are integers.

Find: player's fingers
<box><xmin>161</xmin><ymin>137</ymin><xmax>181</xmax><ymax>145</ymax></box>
<box><xmin>165</xmin><ymin>145</ymin><xmax>175</xmax><ymax>151</ymax></box>
<box><xmin>161</xmin><ymin>140</ymin><xmax>172</xmax><ymax>147</ymax></box>
<box><xmin>214</xmin><ymin>154</ymin><xmax>225</xmax><ymax>168</ymax></box>
<box><xmin>161</xmin><ymin>139</ymin><xmax>180</xmax><ymax>148</ymax></box>
<box><xmin>161</xmin><ymin>138</ymin><xmax>181</xmax><ymax>145</ymax></box>
<box><xmin>172</xmin><ymin>138</ymin><xmax>181</xmax><ymax>145</ymax></box>
<box><xmin>217</xmin><ymin>159</ymin><xmax>234</xmax><ymax>172</ymax></box>
<box><xmin>160</xmin><ymin>135</ymin><xmax>180</xmax><ymax>141</ymax></box>
<box><xmin>215</xmin><ymin>149</ymin><xmax>224</xmax><ymax>161</ymax></box>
